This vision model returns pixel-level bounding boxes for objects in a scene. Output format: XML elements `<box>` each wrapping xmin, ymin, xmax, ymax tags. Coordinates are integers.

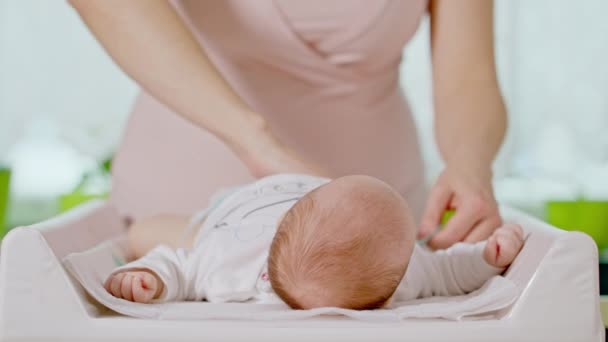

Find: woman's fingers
<box><xmin>428</xmin><ymin>203</ymin><xmax>480</xmax><ymax>249</ymax></box>
<box><xmin>419</xmin><ymin>185</ymin><xmax>452</xmax><ymax>238</ymax></box>
<box><xmin>464</xmin><ymin>216</ymin><xmax>503</xmax><ymax>243</ymax></box>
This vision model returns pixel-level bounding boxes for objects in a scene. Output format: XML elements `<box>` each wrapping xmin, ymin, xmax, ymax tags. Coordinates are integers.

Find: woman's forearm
<box><xmin>420</xmin><ymin>0</ymin><xmax>505</xmax><ymax>245</ymax></box>
<box><xmin>429</xmin><ymin>0</ymin><xmax>507</xmax><ymax>176</ymax></box>
<box><xmin>69</xmin><ymin>0</ymin><xmax>266</xmax><ymax>155</ymax></box>
<box><xmin>434</xmin><ymin>77</ymin><xmax>507</xmax><ymax>176</ymax></box>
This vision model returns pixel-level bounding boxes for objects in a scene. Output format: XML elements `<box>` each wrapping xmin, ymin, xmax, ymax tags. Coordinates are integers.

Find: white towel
<box><xmin>63</xmin><ymin>239</ymin><xmax>520</xmax><ymax>322</ymax></box>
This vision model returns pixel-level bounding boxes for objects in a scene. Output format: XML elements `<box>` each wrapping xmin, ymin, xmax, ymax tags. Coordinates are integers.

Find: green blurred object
<box><xmin>546</xmin><ymin>200</ymin><xmax>608</xmax><ymax>249</ymax></box>
<box><xmin>59</xmin><ymin>191</ymin><xmax>108</xmax><ymax>212</ymax></box>
<box><xmin>102</xmin><ymin>157</ymin><xmax>112</xmax><ymax>173</ymax></box>
<box><xmin>0</xmin><ymin>167</ymin><xmax>11</xmax><ymax>238</ymax></box>
<box><xmin>415</xmin><ymin>209</ymin><xmax>455</xmax><ymax>244</ymax></box>
<box><xmin>59</xmin><ymin>157</ymin><xmax>113</xmax><ymax>213</ymax></box>
<box><xmin>441</xmin><ymin>209</ymin><xmax>456</xmax><ymax>225</ymax></box>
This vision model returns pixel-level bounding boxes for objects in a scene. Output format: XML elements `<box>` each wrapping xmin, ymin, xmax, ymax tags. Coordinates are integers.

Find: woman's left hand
<box><xmin>417</xmin><ymin>166</ymin><xmax>502</xmax><ymax>250</ymax></box>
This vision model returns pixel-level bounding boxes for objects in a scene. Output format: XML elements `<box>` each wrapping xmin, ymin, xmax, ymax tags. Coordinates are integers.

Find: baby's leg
<box><xmin>128</xmin><ymin>215</ymin><xmax>200</xmax><ymax>259</ymax></box>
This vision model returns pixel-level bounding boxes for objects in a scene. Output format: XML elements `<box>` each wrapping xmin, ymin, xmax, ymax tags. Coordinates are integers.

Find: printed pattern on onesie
<box><xmin>197</xmin><ymin>174</ymin><xmax>330</xmax><ymax>246</ymax></box>
<box><xmin>194</xmin><ymin>174</ymin><xmax>330</xmax><ymax>303</ymax></box>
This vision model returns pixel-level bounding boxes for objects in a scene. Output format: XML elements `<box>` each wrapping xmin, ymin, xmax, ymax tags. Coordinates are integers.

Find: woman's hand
<box><xmin>235</xmin><ymin>122</ymin><xmax>329</xmax><ymax>178</ymax></box>
<box><xmin>418</xmin><ymin>166</ymin><xmax>502</xmax><ymax>250</ymax></box>
<box><xmin>69</xmin><ymin>1</ymin><xmax>326</xmax><ymax>181</ymax></box>
<box><xmin>422</xmin><ymin>0</ymin><xmax>507</xmax><ymax>250</ymax></box>
<box><xmin>242</xmin><ymin>143</ymin><xmax>327</xmax><ymax>178</ymax></box>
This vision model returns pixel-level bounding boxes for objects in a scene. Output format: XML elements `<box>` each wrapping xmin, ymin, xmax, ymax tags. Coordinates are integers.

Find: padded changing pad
<box><xmin>63</xmin><ymin>239</ymin><xmax>520</xmax><ymax>321</ymax></box>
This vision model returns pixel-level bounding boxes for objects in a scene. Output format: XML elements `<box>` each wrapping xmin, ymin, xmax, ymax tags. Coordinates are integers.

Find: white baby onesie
<box><xmin>112</xmin><ymin>173</ymin><xmax>503</xmax><ymax>304</ymax></box>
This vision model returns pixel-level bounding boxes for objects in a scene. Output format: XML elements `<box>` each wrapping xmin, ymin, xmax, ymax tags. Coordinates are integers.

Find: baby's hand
<box><xmin>483</xmin><ymin>223</ymin><xmax>524</xmax><ymax>268</ymax></box>
<box><xmin>104</xmin><ymin>270</ymin><xmax>163</xmax><ymax>303</ymax></box>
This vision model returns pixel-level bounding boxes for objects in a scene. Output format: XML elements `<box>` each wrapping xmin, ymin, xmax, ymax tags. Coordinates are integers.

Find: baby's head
<box><xmin>268</xmin><ymin>175</ymin><xmax>416</xmax><ymax>310</ymax></box>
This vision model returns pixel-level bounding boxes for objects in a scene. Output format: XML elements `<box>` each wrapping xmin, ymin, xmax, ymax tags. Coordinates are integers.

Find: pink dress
<box><xmin>129</xmin><ymin>0</ymin><xmax>429</xmax><ymax>220</ymax></box>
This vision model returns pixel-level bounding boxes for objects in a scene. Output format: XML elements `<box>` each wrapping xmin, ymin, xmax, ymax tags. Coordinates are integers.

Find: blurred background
<box><xmin>0</xmin><ymin>0</ymin><xmax>607</xmax><ymax>250</ymax></box>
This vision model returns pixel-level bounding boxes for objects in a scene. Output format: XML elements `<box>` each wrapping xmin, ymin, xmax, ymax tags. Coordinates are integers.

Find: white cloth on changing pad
<box><xmin>63</xmin><ymin>173</ymin><xmax>521</xmax><ymax>321</ymax></box>
<box><xmin>63</xmin><ymin>240</ymin><xmax>519</xmax><ymax>321</ymax></box>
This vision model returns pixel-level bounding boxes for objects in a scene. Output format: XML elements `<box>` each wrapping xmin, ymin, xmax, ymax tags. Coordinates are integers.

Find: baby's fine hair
<box><xmin>268</xmin><ymin>177</ymin><xmax>413</xmax><ymax>310</ymax></box>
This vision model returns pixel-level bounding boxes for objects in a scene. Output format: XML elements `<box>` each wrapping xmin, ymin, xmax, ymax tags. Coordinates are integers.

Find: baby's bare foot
<box><xmin>483</xmin><ymin>223</ymin><xmax>524</xmax><ymax>268</ymax></box>
<box><xmin>104</xmin><ymin>270</ymin><xmax>162</xmax><ymax>303</ymax></box>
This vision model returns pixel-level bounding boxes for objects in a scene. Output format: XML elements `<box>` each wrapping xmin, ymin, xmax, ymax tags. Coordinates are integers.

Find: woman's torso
<box><xmin>126</xmin><ymin>0</ymin><xmax>429</xmax><ymax>220</ymax></box>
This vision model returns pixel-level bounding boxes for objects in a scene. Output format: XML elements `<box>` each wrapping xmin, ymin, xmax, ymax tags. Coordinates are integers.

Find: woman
<box><xmin>69</xmin><ymin>0</ymin><xmax>506</xmax><ymax>250</ymax></box>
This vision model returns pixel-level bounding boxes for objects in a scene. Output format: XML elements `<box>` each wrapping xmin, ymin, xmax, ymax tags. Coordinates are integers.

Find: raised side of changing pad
<box><xmin>0</xmin><ymin>205</ymin><xmax>603</xmax><ymax>342</ymax></box>
<box><xmin>0</xmin><ymin>227</ymin><xmax>91</xmax><ymax>339</ymax></box>
<box><xmin>500</xmin><ymin>207</ymin><xmax>603</xmax><ymax>338</ymax></box>
<box><xmin>0</xmin><ymin>201</ymin><xmax>126</xmax><ymax>341</ymax></box>
<box><xmin>31</xmin><ymin>200</ymin><xmax>128</xmax><ymax>259</ymax></box>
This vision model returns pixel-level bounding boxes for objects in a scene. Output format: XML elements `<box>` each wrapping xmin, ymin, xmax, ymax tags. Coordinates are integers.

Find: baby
<box><xmin>105</xmin><ymin>174</ymin><xmax>524</xmax><ymax>309</ymax></box>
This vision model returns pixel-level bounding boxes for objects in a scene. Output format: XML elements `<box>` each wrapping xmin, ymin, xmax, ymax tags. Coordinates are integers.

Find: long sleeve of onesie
<box><xmin>107</xmin><ymin>175</ymin><xmax>333</xmax><ymax>304</ymax></box>
<box><xmin>109</xmin><ymin>238</ymin><xmax>268</xmax><ymax>303</ymax></box>
<box><xmin>393</xmin><ymin>242</ymin><xmax>504</xmax><ymax>301</ymax></box>
<box><xmin>110</xmin><ymin>245</ymin><xmax>202</xmax><ymax>302</ymax></box>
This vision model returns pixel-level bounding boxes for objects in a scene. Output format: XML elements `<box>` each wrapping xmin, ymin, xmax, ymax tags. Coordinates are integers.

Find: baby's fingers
<box><xmin>131</xmin><ymin>276</ymin><xmax>154</xmax><ymax>303</ymax></box>
<box><xmin>495</xmin><ymin>233</ymin><xmax>521</xmax><ymax>267</ymax></box>
<box><xmin>137</xmin><ymin>272</ymin><xmax>154</xmax><ymax>288</ymax></box>
<box><xmin>120</xmin><ymin>274</ymin><xmax>134</xmax><ymax>301</ymax></box>
<box><xmin>109</xmin><ymin>273</ymin><xmax>125</xmax><ymax>298</ymax></box>
<box><xmin>104</xmin><ymin>276</ymin><xmax>112</xmax><ymax>293</ymax></box>
<box><xmin>483</xmin><ymin>235</ymin><xmax>499</xmax><ymax>266</ymax></box>
<box><xmin>502</xmin><ymin>223</ymin><xmax>524</xmax><ymax>241</ymax></box>
<box><xmin>497</xmin><ymin>229</ymin><xmax>523</xmax><ymax>251</ymax></box>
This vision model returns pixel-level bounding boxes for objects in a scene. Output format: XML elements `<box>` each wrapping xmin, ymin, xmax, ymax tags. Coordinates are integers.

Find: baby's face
<box><xmin>270</xmin><ymin>175</ymin><xmax>416</xmax><ymax>310</ymax></box>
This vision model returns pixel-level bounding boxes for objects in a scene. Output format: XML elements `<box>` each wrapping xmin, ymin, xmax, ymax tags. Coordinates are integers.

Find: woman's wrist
<box><xmin>216</xmin><ymin>109</ymin><xmax>272</xmax><ymax>157</ymax></box>
<box><xmin>213</xmin><ymin>108</ymin><xmax>327</xmax><ymax>177</ymax></box>
<box><xmin>444</xmin><ymin>155</ymin><xmax>494</xmax><ymax>183</ymax></box>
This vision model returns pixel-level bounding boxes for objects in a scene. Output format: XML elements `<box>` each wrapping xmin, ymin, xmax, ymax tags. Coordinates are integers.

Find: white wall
<box><xmin>403</xmin><ymin>0</ymin><xmax>608</xmax><ymax>174</ymax></box>
<box><xmin>402</xmin><ymin>0</ymin><xmax>608</xmax><ymax>211</ymax></box>
<box><xmin>0</xmin><ymin>0</ymin><xmax>137</xmax><ymax>161</ymax></box>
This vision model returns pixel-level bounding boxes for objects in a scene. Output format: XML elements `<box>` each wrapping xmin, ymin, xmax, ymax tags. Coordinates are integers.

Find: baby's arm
<box><xmin>105</xmin><ymin>245</ymin><xmax>202</xmax><ymax>303</ymax></box>
<box><xmin>396</xmin><ymin>224</ymin><xmax>524</xmax><ymax>299</ymax></box>
<box><xmin>127</xmin><ymin>214</ymin><xmax>197</xmax><ymax>259</ymax></box>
